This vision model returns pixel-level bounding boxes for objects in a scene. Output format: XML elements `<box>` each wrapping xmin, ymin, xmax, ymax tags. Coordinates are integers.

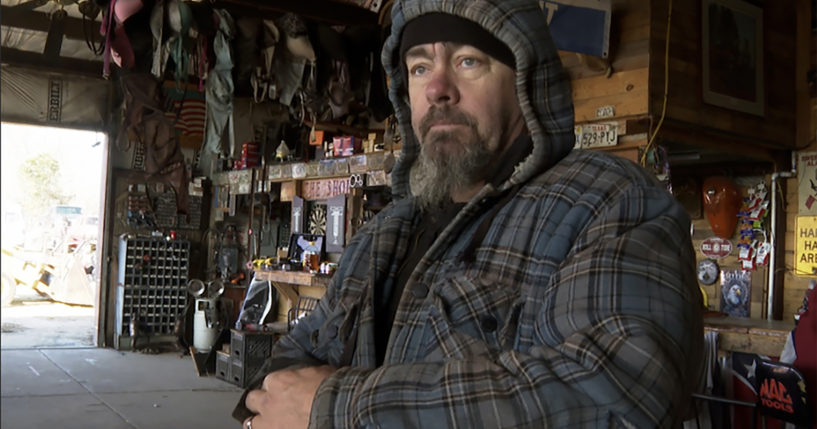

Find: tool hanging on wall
<box><xmin>215</xmin><ymin>224</ymin><xmax>240</xmax><ymax>282</ymax></box>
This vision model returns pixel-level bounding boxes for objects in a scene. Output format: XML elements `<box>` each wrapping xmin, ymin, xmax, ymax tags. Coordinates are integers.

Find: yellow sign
<box><xmin>795</xmin><ymin>216</ymin><xmax>817</xmax><ymax>276</ymax></box>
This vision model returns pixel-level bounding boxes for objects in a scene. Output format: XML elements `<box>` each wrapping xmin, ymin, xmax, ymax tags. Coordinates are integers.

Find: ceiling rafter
<box><xmin>1</xmin><ymin>47</ymin><xmax>104</xmax><ymax>77</ymax></box>
<box><xmin>0</xmin><ymin>1</ymin><xmax>378</xmax><ymax>77</ymax></box>
<box><xmin>1</xmin><ymin>5</ymin><xmax>98</xmax><ymax>40</ymax></box>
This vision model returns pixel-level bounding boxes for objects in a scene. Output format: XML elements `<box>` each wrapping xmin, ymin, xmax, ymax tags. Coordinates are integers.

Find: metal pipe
<box><xmin>767</xmin><ymin>151</ymin><xmax>797</xmax><ymax>320</ymax></box>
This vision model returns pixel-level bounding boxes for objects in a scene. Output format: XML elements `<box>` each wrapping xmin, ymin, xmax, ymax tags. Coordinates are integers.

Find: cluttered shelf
<box><xmin>210</xmin><ymin>150</ymin><xmax>397</xmax><ymax>188</ymax></box>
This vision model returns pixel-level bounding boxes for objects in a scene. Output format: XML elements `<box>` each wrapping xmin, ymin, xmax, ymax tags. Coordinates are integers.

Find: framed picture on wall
<box><xmin>702</xmin><ymin>0</ymin><xmax>764</xmax><ymax>116</ymax></box>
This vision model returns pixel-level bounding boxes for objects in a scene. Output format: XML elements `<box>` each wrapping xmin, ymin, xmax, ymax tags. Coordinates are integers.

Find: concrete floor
<box><xmin>1</xmin><ymin>296</ymin><xmax>245</xmax><ymax>429</ymax></box>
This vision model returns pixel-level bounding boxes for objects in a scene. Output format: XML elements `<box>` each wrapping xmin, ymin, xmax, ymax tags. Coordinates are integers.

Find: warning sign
<box><xmin>798</xmin><ymin>152</ymin><xmax>817</xmax><ymax>215</ymax></box>
<box><xmin>795</xmin><ymin>216</ymin><xmax>817</xmax><ymax>276</ymax></box>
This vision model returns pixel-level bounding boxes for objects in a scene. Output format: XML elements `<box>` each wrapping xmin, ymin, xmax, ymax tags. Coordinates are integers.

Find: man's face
<box><xmin>404</xmin><ymin>42</ymin><xmax>524</xmax><ymax>206</ymax></box>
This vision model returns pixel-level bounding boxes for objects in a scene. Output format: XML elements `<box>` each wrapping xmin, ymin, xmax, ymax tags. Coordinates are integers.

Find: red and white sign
<box><xmin>301</xmin><ymin>177</ymin><xmax>350</xmax><ymax>201</ymax></box>
<box><xmin>701</xmin><ymin>237</ymin><xmax>733</xmax><ymax>259</ymax></box>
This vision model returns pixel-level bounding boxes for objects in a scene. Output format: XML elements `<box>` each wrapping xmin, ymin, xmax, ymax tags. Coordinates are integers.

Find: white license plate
<box><xmin>574</xmin><ymin>123</ymin><xmax>618</xmax><ymax>149</ymax></box>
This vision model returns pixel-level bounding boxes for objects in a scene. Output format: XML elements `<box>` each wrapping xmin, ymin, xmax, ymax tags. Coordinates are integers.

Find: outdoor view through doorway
<box><xmin>1</xmin><ymin>123</ymin><xmax>107</xmax><ymax>349</ymax></box>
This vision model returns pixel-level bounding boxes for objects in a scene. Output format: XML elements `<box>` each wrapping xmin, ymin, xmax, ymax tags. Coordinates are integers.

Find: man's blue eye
<box><xmin>411</xmin><ymin>65</ymin><xmax>427</xmax><ymax>76</ymax></box>
<box><xmin>461</xmin><ymin>58</ymin><xmax>478</xmax><ymax>67</ymax></box>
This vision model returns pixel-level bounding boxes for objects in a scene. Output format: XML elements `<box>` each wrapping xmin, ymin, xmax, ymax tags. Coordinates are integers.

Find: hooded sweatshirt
<box><xmin>234</xmin><ymin>0</ymin><xmax>704</xmax><ymax>427</ymax></box>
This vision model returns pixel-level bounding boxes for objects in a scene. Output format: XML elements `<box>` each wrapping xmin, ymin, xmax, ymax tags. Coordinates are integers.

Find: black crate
<box><xmin>216</xmin><ymin>350</ymin><xmax>233</xmax><ymax>384</ymax></box>
<box><xmin>229</xmin><ymin>329</ymin><xmax>277</xmax><ymax>388</ymax></box>
<box><xmin>231</xmin><ymin>358</ymin><xmax>246</xmax><ymax>387</ymax></box>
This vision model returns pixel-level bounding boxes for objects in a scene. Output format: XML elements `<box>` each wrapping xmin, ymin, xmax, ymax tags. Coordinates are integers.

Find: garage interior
<box><xmin>1</xmin><ymin>0</ymin><xmax>816</xmax><ymax>427</ymax></box>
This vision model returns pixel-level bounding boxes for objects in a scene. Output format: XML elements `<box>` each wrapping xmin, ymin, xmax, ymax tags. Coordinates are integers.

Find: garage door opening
<box><xmin>1</xmin><ymin>122</ymin><xmax>107</xmax><ymax>349</ymax></box>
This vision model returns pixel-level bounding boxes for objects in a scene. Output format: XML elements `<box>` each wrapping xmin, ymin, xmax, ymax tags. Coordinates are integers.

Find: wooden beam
<box><xmin>659</xmin><ymin>119</ymin><xmax>788</xmax><ymax>159</ymax></box>
<box><xmin>1</xmin><ymin>47</ymin><xmax>104</xmax><ymax>77</ymax></box>
<box><xmin>214</xmin><ymin>0</ymin><xmax>378</xmax><ymax>26</ymax></box>
<box><xmin>0</xmin><ymin>5</ymin><xmax>100</xmax><ymax>41</ymax></box>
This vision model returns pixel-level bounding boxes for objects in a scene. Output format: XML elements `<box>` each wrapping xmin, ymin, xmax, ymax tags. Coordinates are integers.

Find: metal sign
<box><xmin>326</xmin><ymin>194</ymin><xmax>346</xmax><ymax>253</ymax></box>
<box><xmin>291</xmin><ymin>196</ymin><xmax>304</xmax><ymax>234</ymax></box>
<box><xmin>228</xmin><ymin>169</ymin><xmax>252</xmax><ymax>194</ymax></box>
<box><xmin>541</xmin><ymin>0</ymin><xmax>612</xmax><ymax>58</ymax></box>
<box><xmin>700</xmin><ymin>237</ymin><xmax>733</xmax><ymax>259</ymax></box>
<box><xmin>574</xmin><ymin>122</ymin><xmax>618</xmax><ymax>149</ymax></box>
<box><xmin>794</xmin><ymin>216</ymin><xmax>817</xmax><ymax>276</ymax></box>
<box><xmin>301</xmin><ymin>177</ymin><xmax>351</xmax><ymax>201</ymax></box>
<box><xmin>797</xmin><ymin>152</ymin><xmax>817</xmax><ymax>215</ymax></box>
<box><xmin>595</xmin><ymin>105</ymin><xmax>615</xmax><ymax>118</ymax></box>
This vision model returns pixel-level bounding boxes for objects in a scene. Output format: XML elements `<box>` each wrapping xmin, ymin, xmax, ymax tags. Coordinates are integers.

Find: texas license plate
<box><xmin>574</xmin><ymin>123</ymin><xmax>618</xmax><ymax>149</ymax></box>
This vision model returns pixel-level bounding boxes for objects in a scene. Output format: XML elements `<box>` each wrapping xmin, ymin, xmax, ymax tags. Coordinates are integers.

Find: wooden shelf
<box><xmin>703</xmin><ymin>316</ymin><xmax>794</xmax><ymax>357</ymax></box>
<box><xmin>211</xmin><ymin>150</ymin><xmax>397</xmax><ymax>187</ymax></box>
<box><xmin>254</xmin><ymin>270</ymin><xmax>332</xmax><ymax>287</ymax></box>
<box><xmin>304</xmin><ymin>119</ymin><xmax>381</xmax><ymax>137</ymax></box>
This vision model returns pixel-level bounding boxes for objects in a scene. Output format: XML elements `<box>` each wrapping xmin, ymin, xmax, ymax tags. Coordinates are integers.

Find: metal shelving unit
<box><xmin>114</xmin><ymin>236</ymin><xmax>190</xmax><ymax>349</ymax></box>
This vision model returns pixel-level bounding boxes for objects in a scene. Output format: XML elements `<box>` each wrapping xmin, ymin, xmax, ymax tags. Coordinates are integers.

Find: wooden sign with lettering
<box><xmin>795</xmin><ymin>216</ymin><xmax>817</xmax><ymax>276</ymax></box>
<box><xmin>700</xmin><ymin>237</ymin><xmax>732</xmax><ymax>259</ymax></box>
<box><xmin>301</xmin><ymin>177</ymin><xmax>350</xmax><ymax>201</ymax></box>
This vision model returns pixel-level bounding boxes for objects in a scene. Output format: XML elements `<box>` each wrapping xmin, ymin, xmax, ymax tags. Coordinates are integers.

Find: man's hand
<box><xmin>243</xmin><ymin>365</ymin><xmax>336</xmax><ymax>429</ymax></box>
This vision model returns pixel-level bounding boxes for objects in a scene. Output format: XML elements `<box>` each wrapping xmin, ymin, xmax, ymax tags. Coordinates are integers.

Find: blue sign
<box><xmin>542</xmin><ymin>0</ymin><xmax>611</xmax><ymax>58</ymax></box>
<box><xmin>53</xmin><ymin>205</ymin><xmax>82</xmax><ymax>217</ymax></box>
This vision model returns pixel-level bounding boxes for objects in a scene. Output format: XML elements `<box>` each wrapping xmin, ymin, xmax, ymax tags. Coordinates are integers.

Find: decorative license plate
<box><xmin>574</xmin><ymin>123</ymin><xmax>618</xmax><ymax>149</ymax></box>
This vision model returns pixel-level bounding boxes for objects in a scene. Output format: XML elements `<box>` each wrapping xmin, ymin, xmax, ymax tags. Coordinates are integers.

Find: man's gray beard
<box><xmin>409</xmin><ymin>130</ymin><xmax>494</xmax><ymax>211</ymax></box>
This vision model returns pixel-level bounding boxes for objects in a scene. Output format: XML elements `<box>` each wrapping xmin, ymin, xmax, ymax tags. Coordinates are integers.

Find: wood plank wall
<box><xmin>780</xmin><ymin>21</ymin><xmax>817</xmax><ymax>320</ymax></box>
<box><xmin>783</xmin><ymin>171</ymin><xmax>814</xmax><ymax>320</ymax></box>
<box><xmin>561</xmin><ymin>0</ymin><xmax>651</xmax><ymax>164</ymax></box>
<box><xmin>648</xmin><ymin>0</ymin><xmax>798</xmax><ymax>152</ymax></box>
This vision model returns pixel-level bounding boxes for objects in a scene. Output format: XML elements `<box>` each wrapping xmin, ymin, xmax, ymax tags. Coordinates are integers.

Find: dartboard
<box><xmin>308</xmin><ymin>204</ymin><xmax>327</xmax><ymax>235</ymax></box>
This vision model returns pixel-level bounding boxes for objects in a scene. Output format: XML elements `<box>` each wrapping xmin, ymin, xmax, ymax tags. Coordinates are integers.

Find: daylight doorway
<box><xmin>1</xmin><ymin>123</ymin><xmax>107</xmax><ymax>349</ymax></box>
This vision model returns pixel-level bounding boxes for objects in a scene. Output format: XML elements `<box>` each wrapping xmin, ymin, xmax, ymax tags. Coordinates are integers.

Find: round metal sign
<box><xmin>700</xmin><ymin>237</ymin><xmax>733</xmax><ymax>259</ymax></box>
<box><xmin>697</xmin><ymin>259</ymin><xmax>720</xmax><ymax>285</ymax></box>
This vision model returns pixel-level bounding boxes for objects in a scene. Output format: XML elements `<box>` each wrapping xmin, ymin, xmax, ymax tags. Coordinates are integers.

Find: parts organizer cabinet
<box><xmin>114</xmin><ymin>236</ymin><xmax>191</xmax><ymax>349</ymax></box>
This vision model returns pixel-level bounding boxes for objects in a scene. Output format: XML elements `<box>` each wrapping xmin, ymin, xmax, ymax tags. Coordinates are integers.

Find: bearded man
<box><xmin>235</xmin><ymin>1</ymin><xmax>704</xmax><ymax>428</ymax></box>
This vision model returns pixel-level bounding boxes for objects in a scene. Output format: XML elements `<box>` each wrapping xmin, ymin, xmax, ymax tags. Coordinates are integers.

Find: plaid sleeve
<box><xmin>308</xmin><ymin>184</ymin><xmax>704</xmax><ymax>428</ymax></box>
<box><xmin>231</xmin><ymin>280</ymin><xmax>340</xmax><ymax>423</ymax></box>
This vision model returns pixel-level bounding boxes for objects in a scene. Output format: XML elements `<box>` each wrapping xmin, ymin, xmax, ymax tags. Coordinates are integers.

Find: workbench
<box><xmin>253</xmin><ymin>270</ymin><xmax>332</xmax><ymax>320</ymax></box>
<box><xmin>703</xmin><ymin>316</ymin><xmax>794</xmax><ymax>357</ymax></box>
<box><xmin>245</xmin><ymin>275</ymin><xmax>796</xmax><ymax>358</ymax></box>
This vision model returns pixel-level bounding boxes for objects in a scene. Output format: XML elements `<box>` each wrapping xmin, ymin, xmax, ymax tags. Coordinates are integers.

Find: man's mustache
<box><xmin>419</xmin><ymin>107</ymin><xmax>477</xmax><ymax>139</ymax></box>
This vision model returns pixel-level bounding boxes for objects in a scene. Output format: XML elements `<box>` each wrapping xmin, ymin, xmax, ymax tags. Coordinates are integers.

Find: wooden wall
<box><xmin>648</xmin><ymin>0</ymin><xmax>800</xmax><ymax>156</ymax></box>
<box><xmin>783</xmin><ymin>171</ymin><xmax>813</xmax><ymax>319</ymax></box>
<box><xmin>780</xmin><ymin>19</ymin><xmax>817</xmax><ymax>320</ymax></box>
<box><xmin>561</xmin><ymin>0</ymin><xmax>652</xmax><ymax>163</ymax></box>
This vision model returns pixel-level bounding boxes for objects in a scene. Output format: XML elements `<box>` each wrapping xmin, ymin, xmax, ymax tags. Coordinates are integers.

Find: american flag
<box><xmin>164</xmin><ymin>85</ymin><xmax>206</xmax><ymax>137</ymax></box>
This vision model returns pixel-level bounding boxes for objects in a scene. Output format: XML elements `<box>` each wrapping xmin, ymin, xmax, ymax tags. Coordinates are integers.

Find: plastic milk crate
<box><xmin>229</xmin><ymin>329</ymin><xmax>278</xmax><ymax>388</ymax></box>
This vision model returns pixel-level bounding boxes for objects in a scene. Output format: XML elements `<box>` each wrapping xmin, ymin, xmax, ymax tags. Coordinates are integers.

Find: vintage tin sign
<box><xmin>326</xmin><ymin>194</ymin><xmax>346</xmax><ymax>253</ymax></box>
<box><xmin>301</xmin><ymin>177</ymin><xmax>351</xmax><ymax>201</ymax></box>
<box><xmin>700</xmin><ymin>236</ymin><xmax>733</xmax><ymax>259</ymax></box>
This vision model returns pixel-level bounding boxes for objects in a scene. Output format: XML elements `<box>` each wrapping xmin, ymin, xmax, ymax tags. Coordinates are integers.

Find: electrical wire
<box><xmin>641</xmin><ymin>0</ymin><xmax>673</xmax><ymax>167</ymax></box>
